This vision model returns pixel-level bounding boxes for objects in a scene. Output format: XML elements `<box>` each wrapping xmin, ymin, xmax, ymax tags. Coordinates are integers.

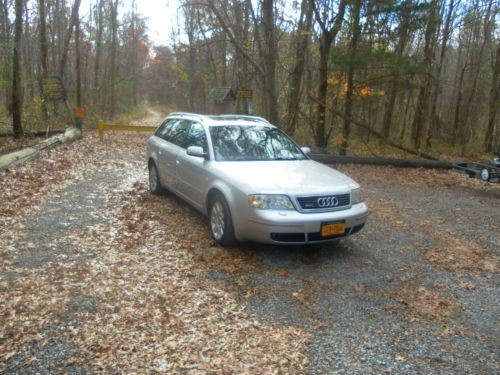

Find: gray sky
<box><xmin>82</xmin><ymin>0</ymin><xmax>180</xmax><ymax>46</ymax></box>
<box><xmin>138</xmin><ymin>0</ymin><xmax>180</xmax><ymax>46</ymax></box>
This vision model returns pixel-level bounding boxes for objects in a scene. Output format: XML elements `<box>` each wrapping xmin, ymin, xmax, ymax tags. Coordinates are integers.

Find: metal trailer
<box><xmin>453</xmin><ymin>159</ymin><xmax>500</xmax><ymax>183</ymax></box>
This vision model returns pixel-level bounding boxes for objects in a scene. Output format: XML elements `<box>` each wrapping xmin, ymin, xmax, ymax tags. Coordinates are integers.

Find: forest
<box><xmin>0</xmin><ymin>0</ymin><xmax>498</xmax><ymax>157</ymax></box>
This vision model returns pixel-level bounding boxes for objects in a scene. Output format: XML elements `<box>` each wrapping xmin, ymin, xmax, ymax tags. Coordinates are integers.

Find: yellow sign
<box><xmin>236</xmin><ymin>89</ymin><xmax>253</xmax><ymax>99</ymax></box>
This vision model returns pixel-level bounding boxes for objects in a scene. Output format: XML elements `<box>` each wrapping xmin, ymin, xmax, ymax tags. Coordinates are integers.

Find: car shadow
<box><xmin>237</xmin><ymin>238</ymin><xmax>361</xmax><ymax>269</ymax></box>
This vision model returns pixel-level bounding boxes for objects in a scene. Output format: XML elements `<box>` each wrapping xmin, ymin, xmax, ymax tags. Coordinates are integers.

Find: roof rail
<box><xmin>168</xmin><ymin>112</ymin><xmax>206</xmax><ymax>120</ymax></box>
<box><xmin>209</xmin><ymin>114</ymin><xmax>270</xmax><ymax>124</ymax></box>
<box><xmin>167</xmin><ymin>112</ymin><xmax>272</xmax><ymax>125</ymax></box>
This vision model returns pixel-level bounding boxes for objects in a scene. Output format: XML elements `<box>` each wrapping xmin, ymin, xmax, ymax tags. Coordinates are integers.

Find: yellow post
<box><xmin>98</xmin><ymin>120</ymin><xmax>104</xmax><ymax>142</ymax></box>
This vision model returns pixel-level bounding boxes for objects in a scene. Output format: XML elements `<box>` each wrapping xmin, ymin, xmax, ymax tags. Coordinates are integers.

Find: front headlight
<box><xmin>248</xmin><ymin>194</ymin><xmax>295</xmax><ymax>210</ymax></box>
<box><xmin>351</xmin><ymin>188</ymin><xmax>363</xmax><ymax>204</ymax></box>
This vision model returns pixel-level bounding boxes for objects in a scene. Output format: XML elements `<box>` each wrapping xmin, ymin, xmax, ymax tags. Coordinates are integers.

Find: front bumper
<box><xmin>236</xmin><ymin>202</ymin><xmax>368</xmax><ymax>244</ymax></box>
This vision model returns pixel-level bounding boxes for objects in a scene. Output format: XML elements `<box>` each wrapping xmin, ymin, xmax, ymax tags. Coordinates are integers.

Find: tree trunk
<box><xmin>75</xmin><ymin>1</ymin><xmax>82</xmax><ymax>130</ymax></box>
<box><xmin>425</xmin><ymin>0</ymin><xmax>454</xmax><ymax>147</ymax></box>
<box><xmin>340</xmin><ymin>0</ymin><xmax>362</xmax><ymax>156</ymax></box>
<box><xmin>315</xmin><ymin>31</ymin><xmax>332</xmax><ymax>147</ymax></box>
<box><xmin>110</xmin><ymin>0</ymin><xmax>119</xmax><ymax>118</ymax></box>
<box><xmin>484</xmin><ymin>40</ymin><xmax>500</xmax><ymax>152</ymax></box>
<box><xmin>131</xmin><ymin>0</ymin><xmax>138</xmax><ymax>107</ymax></box>
<box><xmin>262</xmin><ymin>0</ymin><xmax>278</xmax><ymax>125</ymax></box>
<box><xmin>459</xmin><ymin>0</ymin><xmax>492</xmax><ymax>154</ymax></box>
<box><xmin>452</xmin><ymin>65</ymin><xmax>466</xmax><ymax>143</ymax></box>
<box><xmin>12</xmin><ymin>0</ymin><xmax>23</xmax><ymax>138</ymax></box>
<box><xmin>1</xmin><ymin>0</ymin><xmax>12</xmax><ymax>113</ymax></box>
<box><xmin>411</xmin><ymin>0</ymin><xmax>438</xmax><ymax>150</ymax></box>
<box><xmin>382</xmin><ymin>0</ymin><xmax>411</xmax><ymax>139</ymax></box>
<box><xmin>312</xmin><ymin>0</ymin><xmax>347</xmax><ymax>148</ymax></box>
<box><xmin>23</xmin><ymin>3</ymin><xmax>35</xmax><ymax>106</ymax></box>
<box><xmin>93</xmin><ymin>0</ymin><xmax>103</xmax><ymax>110</ymax></box>
<box><xmin>285</xmin><ymin>0</ymin><xmax>313</xmax><ymax>135</ymax></box>
<box><xmin>186</xmin><ymin>6</ymin><xmax>196</xmax><ymax>112</ymax></box>
<box><xmin>58</xmin><ymin>0</ymin><xmax>81</xmax><ymax>79</ymax></box>
<box><xmin>38</xmin><ymin>0</ymin><xmax>49</xmax><ymax>122</ymax></box>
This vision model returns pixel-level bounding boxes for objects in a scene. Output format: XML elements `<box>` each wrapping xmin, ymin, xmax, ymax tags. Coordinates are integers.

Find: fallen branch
<box><xmin>0</xmin><ymin>128</ymin><xmax>81</xmax><ymax>170</ymax></box>
<box><xmin>0</xmin><ymin>129</ymin><xmax>65</xmax><ymax>138</ymax></box>
<box><xmin>311</xmin><ymin>154</ymin><xmax>453</xmax><ymax>169</ymax></box>
<box><xmin>308</xmin><ymin>94</ymin><xmax>439</xmax><ymax>160</ymax></box>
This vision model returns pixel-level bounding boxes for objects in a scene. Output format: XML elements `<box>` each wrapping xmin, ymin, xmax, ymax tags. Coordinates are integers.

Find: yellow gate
<box><xmin>98</xmin><ymin>120</ymin><xmax>157</xmax><ymax>142</ymax></box>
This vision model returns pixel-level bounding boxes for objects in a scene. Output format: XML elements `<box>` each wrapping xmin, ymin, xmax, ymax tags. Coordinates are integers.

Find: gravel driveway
<box><xmin>233</xmin><ymin>167</ymin><xmax>499</xmax><ymax>374</ymax></box>
<box><xmin>1</xmin><ymin>130</ymin><xmax>498</xmax><ymax>374</ymax></box>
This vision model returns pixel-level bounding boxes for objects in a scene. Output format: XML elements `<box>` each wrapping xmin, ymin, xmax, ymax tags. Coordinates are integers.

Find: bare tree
<box><xmin>410</xmin><ymin>0</ymin><xmax>439</xmax><ymax>149</ymax></box>
<box><xmin>110</xmin><ymin>0</ymin><xmax>119</xmax><ymax>117</ymax></box>
<box><xmin>484</xmin><ymin>40</ymin><xmax>499</xmax><ymax>152</ymax></box>
<box><xmin>59</xmin><ymin>0</ymin><xmax>82</xmax><ymax>79</ymax></box>
<box><xmin>285</xmin><ymin>0</ymin><xmax>313</xmax><ymax>135</ymax></box>
<box><xmin>311</xmin><ymin>0</ymin><xmax>347</xmax><ymax>147</ymax></box>
<box><xmin>12</xmin><ymin>0</ymin><xmax>23</xmax><ymax>137</ymax></box>
<box><xmin>93</xmin><ymin>0</ymin><xmax>104</xmax><ymax>109</ymax></box>
<box><xmin>38</xmin><ymin>0</ymin><xmax>49</xmax><ymax>121</ymax></box>
<box><xmin>340</xmin><ymin>0</ymin><xmax>362</xmax><ymax>156</ymax></box>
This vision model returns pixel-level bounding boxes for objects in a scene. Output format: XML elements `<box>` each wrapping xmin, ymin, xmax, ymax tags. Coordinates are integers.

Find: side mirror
<box><xmin>301</xmin><ymin>146</ymin><xmax>311</xmax><ymax>155</ymax></box>
<box><xmin>186</xmin><ymin>145</ymin><xmax>207</xmax><ymax>159</ymax></box>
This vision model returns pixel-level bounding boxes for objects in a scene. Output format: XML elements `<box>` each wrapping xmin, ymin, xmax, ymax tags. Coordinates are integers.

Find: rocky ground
<box><xmin>0</xmin><ymin>114</ymin><xmax>498</xmax><ymax>374</ymax></box>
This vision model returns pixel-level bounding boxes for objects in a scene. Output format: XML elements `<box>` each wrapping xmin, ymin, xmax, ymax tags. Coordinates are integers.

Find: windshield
<box><xmin>209</xmin><ymin>125</ymin><xmax>307</xmax><ymax>162</ymax></box>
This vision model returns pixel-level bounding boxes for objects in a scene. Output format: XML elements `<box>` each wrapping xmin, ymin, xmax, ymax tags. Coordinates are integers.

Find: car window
<box><xmin>186</xmin><ymin>122</ymin><xmax>208</xmax><ymax>150</ymax></box>
<box><xmin>154</xmin><ymin>119</ymin><xmax>173</xmax><ymax>139</ymax></box>
<box><xmin>209</xmin><ymin>125</ymin><xmax>307</xmax><ymax>161</ymax></box>
<box><xmin>164</xmin><ymin>119</ymin><xmax>191</xmax><ymax>148</ymax></box>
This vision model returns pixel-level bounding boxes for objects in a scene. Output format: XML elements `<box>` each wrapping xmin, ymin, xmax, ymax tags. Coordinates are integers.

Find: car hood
<box><xmin>213</xmin><ymin>160</ymin><xmax>358</xmax><ymax>195</ymax></box>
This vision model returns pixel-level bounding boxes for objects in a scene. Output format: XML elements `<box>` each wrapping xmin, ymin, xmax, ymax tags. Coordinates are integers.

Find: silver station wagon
<box><xmin>147</xmin><ymin>113</ymin><xmax>368</xmax><ymax>246</ymax></box>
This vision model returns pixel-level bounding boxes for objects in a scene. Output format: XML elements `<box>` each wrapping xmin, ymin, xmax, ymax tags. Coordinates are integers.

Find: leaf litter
<box><xmin>1</xmin><ymin>131</ymin><xmax>308</xmax><ymax>373</ymax></box>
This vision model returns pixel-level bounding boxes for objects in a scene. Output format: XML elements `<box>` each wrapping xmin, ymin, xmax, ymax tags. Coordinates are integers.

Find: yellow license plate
<box><xmin>321</xmin><ymin>223</ymin><xmax>345</xmax><ymax>237</ymax></box>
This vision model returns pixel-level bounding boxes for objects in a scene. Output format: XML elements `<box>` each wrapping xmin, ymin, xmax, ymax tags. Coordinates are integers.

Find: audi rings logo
<box><xmin>317</xmin><ymin>196</ymin><xmax>339</xmax><ymax>208</ymax></box>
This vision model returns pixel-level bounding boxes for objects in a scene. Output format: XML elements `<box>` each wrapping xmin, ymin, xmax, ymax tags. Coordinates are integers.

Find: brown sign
<box><xmin>74</xmin><ymin>107</ymin><xmax>86</xmax><ymax>118</ymax></box>
<box><xmin>43</xmin><ymin>76</ymin><xmax>67</xmax><ymax>101</ymax></box>
<box><xmin>236</xmin><ymin>89</ymin><xmax>253</xmax><ymax>99</ymax></box>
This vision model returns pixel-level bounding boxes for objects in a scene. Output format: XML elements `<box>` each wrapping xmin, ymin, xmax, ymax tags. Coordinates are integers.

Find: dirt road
<box><xmin>0</xmin><ymin>118</ymin><xmax>498</xmax><ymax>373</ymax></box>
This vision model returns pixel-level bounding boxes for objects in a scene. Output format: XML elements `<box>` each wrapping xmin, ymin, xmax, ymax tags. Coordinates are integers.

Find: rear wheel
<box><xmin>149</xmin><ymin>162</ymin><xmax>165</xmax><ymax>194</ymax></box>
<box><xmin>209</xmin><ymin>194</ymin><xmax>236</xmax><ymax>247</ymax></box>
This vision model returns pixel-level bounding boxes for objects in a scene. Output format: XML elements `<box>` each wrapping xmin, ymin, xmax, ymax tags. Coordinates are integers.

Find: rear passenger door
<box><xmin>175</xmin><ymin>122</ymin><xmax>209</xmax><ymax>210</ymax></box>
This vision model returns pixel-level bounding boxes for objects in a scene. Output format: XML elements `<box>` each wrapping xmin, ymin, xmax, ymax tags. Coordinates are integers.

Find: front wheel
<box><xmin>209</xmin><ymin>194</ymin><xmax>236</xmax><ymax>247</ymax></box>
<box><xmin>149</xmin><ymin>162</ymin><xmax>165</xmax><ymax>194</ymax></box>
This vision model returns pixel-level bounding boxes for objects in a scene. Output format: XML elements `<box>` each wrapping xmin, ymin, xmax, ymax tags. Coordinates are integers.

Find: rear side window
<box><xmin>186</xmin><ymin>123</ymin><xmax>208</xmax><ymax>150</ymax></box>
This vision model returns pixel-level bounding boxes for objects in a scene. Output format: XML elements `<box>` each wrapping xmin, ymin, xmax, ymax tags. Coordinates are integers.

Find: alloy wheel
<box><xmin>210</xmin><ymin>201</ymin><xmax>225</xmax><ymax>240</ymax></box>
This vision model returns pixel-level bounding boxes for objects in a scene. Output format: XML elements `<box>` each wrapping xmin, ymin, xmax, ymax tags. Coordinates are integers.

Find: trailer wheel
<box><xmin>480</xmin><ymin>168</ymin><xmax>491</xmax><ymax>182</ymax></box>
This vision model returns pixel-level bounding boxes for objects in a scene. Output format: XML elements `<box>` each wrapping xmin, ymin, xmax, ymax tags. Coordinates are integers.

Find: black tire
<box><xmin>209</xmin><ymin>194</ymin><xmax>236</xmax><ymax>247</ymax></box>
<box><xmin>148</xmin><ymin>161</ymin><xmax>165</xmax><ymax>195</ymax></box>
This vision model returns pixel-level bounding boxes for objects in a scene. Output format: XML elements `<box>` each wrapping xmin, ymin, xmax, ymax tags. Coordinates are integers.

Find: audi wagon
<box><xmin>147</xmin><ymin>112</ymin><xmax>368</xmax><ymax>246</ymax></box>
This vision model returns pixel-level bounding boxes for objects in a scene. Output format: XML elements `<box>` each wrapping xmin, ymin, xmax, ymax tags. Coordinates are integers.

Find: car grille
<box><xmin>296</xmin><ymin>193</ymin><xmax>350</xmax><ymax>210</ymax></box>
